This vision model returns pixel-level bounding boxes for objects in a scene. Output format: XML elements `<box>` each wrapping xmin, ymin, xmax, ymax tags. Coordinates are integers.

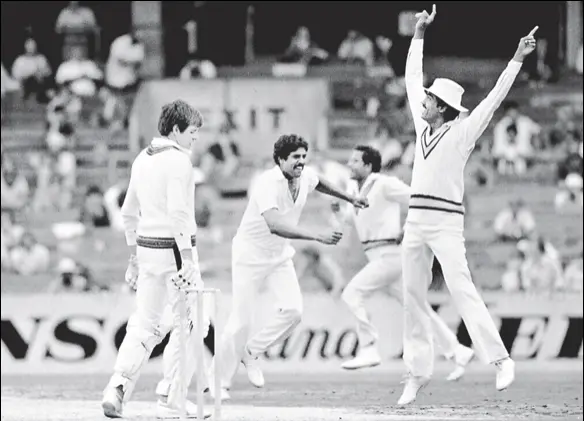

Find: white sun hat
<box><xmin>424</xmin><ymin>78</ymin><xmax>468</xmax><ymax>112</ymax></box>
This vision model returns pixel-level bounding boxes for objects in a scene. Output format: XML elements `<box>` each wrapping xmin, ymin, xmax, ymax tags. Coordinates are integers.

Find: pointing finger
<box><xmin>528</xmin><ymin>26</ymin><xmax>539</xmax><ymax>37</ymax></box>
<box><xmin>430</xmin><ymin>4</ymin><xmax>437</xmax><ymax>17</ymax></box>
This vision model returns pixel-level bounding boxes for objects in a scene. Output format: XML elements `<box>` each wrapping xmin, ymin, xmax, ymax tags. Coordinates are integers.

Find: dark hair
<box><xmin>354</xmin><ymin>145</ymin><xmax>382</xmax><ymax>173</ymax></box>
<box><xmin>158</xmin><ymin>100</ymin><xmax>203</xmax><ymax>136</ymax></box>
<box><xmin>434</xmin><ymin>95</ymin><xmax>460</xmax><ymax>123</ymax></box>
<box><xmin>273</xmin><ymin>134</ymin><xmax>308</xmax><ymax>165</ymax></box>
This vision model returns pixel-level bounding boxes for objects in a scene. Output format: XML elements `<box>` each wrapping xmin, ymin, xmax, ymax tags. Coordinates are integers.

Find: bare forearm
<box><xmin>270</xmin><ymin>220</ymin><xmax>319</xmax><ymax>241</ymax></box>
<box><xmin>315</xmin><ymin>180</ymin><xmax>354</xmax><ymax>204</ymax></box>
<box><xmin>413</xmin><ymin>28</ymin><xmax>425</xmax><ymax>40</ymax></box>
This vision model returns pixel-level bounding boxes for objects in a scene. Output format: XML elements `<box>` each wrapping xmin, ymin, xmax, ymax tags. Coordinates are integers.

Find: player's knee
<box><xmin>126</xmin><ymin>315</ymin><xmax>164</xmax><ymax>349</ymax></box>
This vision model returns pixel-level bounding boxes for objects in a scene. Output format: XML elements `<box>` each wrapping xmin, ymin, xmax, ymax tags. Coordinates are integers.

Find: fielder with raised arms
<box><xmin>398</xmin><ymin>4</ymin><xmax>538</xmax><ymax>405</ymax></box>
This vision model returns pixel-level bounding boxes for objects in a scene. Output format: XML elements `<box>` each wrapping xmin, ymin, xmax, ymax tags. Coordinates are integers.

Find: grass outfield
<box><xmin>1</xmin><ymin>361</ymin><xmax>582</xmax><ymax>420</ymax></box>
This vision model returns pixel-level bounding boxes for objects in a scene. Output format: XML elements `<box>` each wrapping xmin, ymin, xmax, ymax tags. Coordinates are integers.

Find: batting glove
<box><xmin>172</xmin><ymin>259</ymin><xmax>202</xmax><ymax>292</ymax></box>
<box><xmin>125</xmin><ymin>254</ymin><xmax>139</xmax><ymax>291</ymax></box>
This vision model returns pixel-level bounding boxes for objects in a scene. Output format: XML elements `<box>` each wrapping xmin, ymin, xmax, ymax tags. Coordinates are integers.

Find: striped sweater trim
<box><xmin>146</xmin><ymin>145</ymin><xmax>180</xmax><ymax>156</ymax></box>
<box><xmin>409</xmin><ymin>194</ymin><xmax>465</xmax><ymax>215</ymax></box>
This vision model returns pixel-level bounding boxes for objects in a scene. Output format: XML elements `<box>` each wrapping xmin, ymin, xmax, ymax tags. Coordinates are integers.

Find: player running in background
<box><xmin>334</xmin><ymin>145</ymin><xmax>474</xmax><ymax>380</ymax></box>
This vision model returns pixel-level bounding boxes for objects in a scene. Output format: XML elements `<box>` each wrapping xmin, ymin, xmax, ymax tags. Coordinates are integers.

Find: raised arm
<box><xmin>406</xmin><ymin>4</ymin><xmax>436</xmax><ymax>134</ymax></box>
<box><xmin>459</xmin><ymin>26</ymin><xmax>539</xmax><ymax>155</ymax></box>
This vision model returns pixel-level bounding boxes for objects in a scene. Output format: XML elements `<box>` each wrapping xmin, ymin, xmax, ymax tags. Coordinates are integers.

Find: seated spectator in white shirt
<box><xmin>1</xmin><ymin>157</ymin><xmax>30</xmax><ymax>216</ymax></box>
<box><xmin>501</xmin><ymin>249</ymin><xmax>524</xmax><ymax>292</ymax></box>
<box><xmin>280</xmin><ymin>26</ymin><xmax>329</xmax><ymax>65</ymax></box>
<box><xmin>555</xmin><ymin>173</ymin><xmax>584</xmax><ymax>212</ymax></box>
<box><xmin>493</xmin><ymin>198</ymin><xmax>536</xmax><ymax>242</ymax></box>
<box><xmin>105</xmin><ymin>31</ymin><xmax>144</xmax><ymax>92</ymax></box>
<box><xmin>563</xmin><ymin>251</ymin><xmax>583</xmax><ymax>292</ymax></box>
<box><xmin>11</xmin><ymin>38</ymin><xmax>53</xmax><ymax>103</ymax></box>
<box><xmin>179</xmin><ymin>54</ymin><xmax>217</xmax><ymax>80</ymax></box>
<box><xmin>9</xmin><ymin>231</ymin><xmax>51</xmax><ymax>276</ymax></box>
<box><xmin>55</xmin><ymin>1</ymin><xmax>97</xmax><ymax>35</ymax></box>
<box><xmin>493</xmin><ymin>101</ymin><xmax>541</xmax><ymax>171</ymax></box>
<box><xmin>337</xmin><ymin>30</ymin><xmax>374</xmax><ymax>66</ymax></box>
<box><xmin>55</xmin><ymin>45</ymin><xmax>102</xmax><ymax>97</ymax></box>
<box><xmin>48</xmin><ymin>257</ymin><xmax>99</xmax><ymax>293</ymax></box>
<box><xmin>1</xmin><ymin>62</ymin><xmax>20</xmax><ymax>99</ymax></box>
<box><xmin>1</xmin><ymin>210</ymin><xmax>25</xmax><ymax>271</ymax></box>
<box><xmin>520</xmin><ymin>237</ymin><xmax>564</xmax><ymax>293</ymax></box>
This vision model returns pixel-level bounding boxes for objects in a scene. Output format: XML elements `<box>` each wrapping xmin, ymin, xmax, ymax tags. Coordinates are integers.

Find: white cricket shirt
<box><xmin>234</xmin><ymin>165</ymin><xmax>320</xmax><ymax>257</ymax></box>
<box><xmin>121</xmin><ymin>137</ymin><xmax>197</xmax><ymax>250</ymax></box>
<box><xmin>346</xmin><ymin>173</ymin><xmax>411</xmax><ymax>247</ymax></box>
<box><xmin>406</xmin><ymin>39</ymin><xmax>522</xmax><ymax>226</ymax></box>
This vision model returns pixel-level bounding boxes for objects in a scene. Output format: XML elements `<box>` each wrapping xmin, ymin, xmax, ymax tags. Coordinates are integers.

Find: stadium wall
<box><xmin>128</xmin><ymin>78</ymin><xmax>330</xmax><ymax>157</ymax></box>
<box><xmin>1</xmin><ymin>292</ymin><xmax>582</xmax><ymax>375</ymax></box>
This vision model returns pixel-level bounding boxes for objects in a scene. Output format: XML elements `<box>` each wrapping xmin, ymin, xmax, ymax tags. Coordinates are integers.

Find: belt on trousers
<box><xmin>136</xmin><ymin>235</ymin><xmax>197</xmax><ymax>249</ymax></box>
<box><xmin>362</xmin><ymin>238</ymin><xmax>400</xmax><ymax>251</ymax></box>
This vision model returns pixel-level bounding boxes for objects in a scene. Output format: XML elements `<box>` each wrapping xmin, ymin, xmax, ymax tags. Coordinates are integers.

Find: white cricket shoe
<box><xmin>446</xmin><ymin>345</ymin><xmax>475</xmax><ymax>381</ymax></box>
<box><xmin>156</xmin><ymin>399</ymin><xmax>212</xmax><ymax>419</ymax></box>
<box><xmin>495</xmin><ymin>358</ymin><xmax>515</xmax><ymax>391</ymax></box>
<box><xmin>102</xmin><ymin>385</ymin><xmax>124</xmax><ymax>418</ymax></box>
<box><xmin>397</xmin><ymin>375</ymin><xmax>430</xmax><ymax>406</ymax></box>
<box><xmin>341</xmin><ymin>344</ymin><xmax>381</xmax><ymax>370</ymax></box>
<box><xmin>242</xmin><ymin>346</ymin><xmax>265</xmax><ymax>388</ymax></box>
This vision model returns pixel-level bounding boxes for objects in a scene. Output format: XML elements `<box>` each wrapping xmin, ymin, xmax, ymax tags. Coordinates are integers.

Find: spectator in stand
<box><xmin>493</xmin><ymin>198</ymin><xmax>536</xmax><ymax>242</ymax></box>
<box><xmin>47</xmin><ymin>257</ymin><xmax>101</xmax><ymax>293</ymax></box>
<box><xmin>372</xmin><ymin>36</ymin><xmax>395</xmax><ymax>77</ymax></box>
<box><xmin>492</xmin><ymin>101</ymin><xmax>541</xmax><ymax>175</ymax></box>
<box><xmin>1</xmin><ymin>62</ymin><xmax>20</xmax><ymax>99</ymax></box>
<box><xmin>55</xmin><ymin>1</ymin><xmax>98</xmax><ymax>35</ymax></box>
<box><xmin>179</xmin><ymin>53</ymin><xmax>217</xmax><ymax>80</ymax></box>
<box><xmin>555</xmin><ymin>173</ymin><xmax>584</xmax><ymax>212</ymax></box>
<box><xmin>520</xmin><ymin>237</ymin><xmax>564</xmax><ymax>293</ymax></box>
<box><xmin>1</xmin><ymin>211</ymin><xmax>25</xmax><ymax>272</ymax></box>
<box><xmin>80</xmin><ymin>185</ymin><xmax>110</xmax><ymax>229</ymax></box>
<box><xmin>105</xmin><ymin>30</ymin><xmax>144</xmax><ymax>93</ymax></box>
<box><xmin>55</xmin><ymin>45</ymin><xmax>102</xmax><ymax>98</ymax></box>
<box><xmin>11</xmin><ymin>38</ymin><xmax>53</xmax><ymax>103</ymax></box>
<box><xmin>280</xmin><ymin>26</ymin><xmax>329</xmax><ymax>65</ymax></box>
<box><xmin>1</xmin><ymin>156</ymin><xmax>30</xmax><ymax>217</ymax></box>
<box><xmin>337</xmin><ymin>30</ymin><xmax>375</xmax><ymax>66</ymax></box>
<box><xmin>200</xmin><ymin>123</ymin><xmax>242</xmax><ymax>182</ymax></box>
<box><xmin>563</xmin><ymin>250</ymin><xmax>583</xmax><ymax>292</ymax></box>
<box><xmin>47</xmin><ymin>85</ymin><xmax>82</xmax><ymax>126</ymax></box>
<box><xmin>9</xmin><ymin>231</ymin><xmax>51</xmax><ymax>276</ymax></box>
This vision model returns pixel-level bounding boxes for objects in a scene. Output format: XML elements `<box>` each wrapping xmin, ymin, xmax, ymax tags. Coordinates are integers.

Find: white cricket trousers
<box><xmin>341</xmin><ymin>244</ymin><xmax>460</xmax><ymax>357</ymax></box>
<box><xmin>105</xmin><ymin>243</ymin><xmax>203</xmax><ymax>407</ymax></box>
<box><xmin>402</xmin><ymin>221</ymin><xmax>509</xmax><ymax>378</ymax></box>
<box><xmin>217</xmin><ymin>240</ymin><xmax>302</xmax><ymax>387</ymax></box>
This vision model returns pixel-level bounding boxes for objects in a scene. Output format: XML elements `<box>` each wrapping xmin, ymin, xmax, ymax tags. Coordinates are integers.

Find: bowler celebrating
<box><xmin>211</xmin><ymin>134</ymin><xmax>368</xmax><ymax>399</ymax></box>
